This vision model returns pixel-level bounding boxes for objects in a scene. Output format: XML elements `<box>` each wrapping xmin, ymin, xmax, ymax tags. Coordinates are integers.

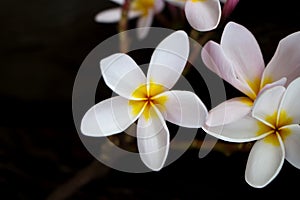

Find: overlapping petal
<box><xmin>185</xmin><ymin>0</ymin><xmax>221</xmax><ymax>32</ymax></box>
<box><xmin>262</xmin><ymin>31</ymin><xmax>300</xmax><ymax>86</ymax></box>
<box><xmin>245</xmin><ymin>133</ymin><xmax>285</xmax><ymax>188</ymax></box>
<box><xmin>147</xmin><ymin>30</ymin><xmax>189</xmax><ymax>90</ymax></box>
<box><xmin>252</xmin><ymin>86</ymin><xmax>285</xmax><ymax>127</ymax></box>
<box><xmin>100</xmin><ymin>53</ymin><xmax>146</xmax><ymax>99</ymax></box>
<box><xmin>137</xmin><ymin>105</ymin><xmax>169</xmax><ymax>171</ymax></box>
<box><xmin>203</xmin><ymin>114</ymin><xmax>271</xmax><ymax>143</ymax></box>
<box><xmin>81</xmin><ymin>96</ymin><xmax>140</xmax><ymax>136</ymax></box>
<box><xmin>282</xmin><ymin>124</ymin><xmax>300</xmax><ymax>169</ymax></box>
<box><xmin>206</xmin><ymin>97</ymin><xmax>253</xmax><ymax>126</ymax></box>
<box><xmin>278</xmin><ymin>77</ymin><xmax>300</xmax><ymax>124</ymax></box>
<box><xmin>221</xmin><ymin>22</ymin><xmax>265</xmax><ymax>97</ymax></box>
<box><xmin>155</xmin><ymin>90</ymin><xmax>208</xmax><ymax>128</ymax></box>
<box><xmin>201</xmin><ymin>40</ymin><xmax>254</xmax><ymax>98</ymax></box>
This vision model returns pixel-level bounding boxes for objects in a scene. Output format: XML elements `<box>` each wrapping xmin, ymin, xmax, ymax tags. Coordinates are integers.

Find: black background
<box><xmin>1</xmin><ymin>0</ymin><xmax>300</xmax><ymax>199</ymax></box>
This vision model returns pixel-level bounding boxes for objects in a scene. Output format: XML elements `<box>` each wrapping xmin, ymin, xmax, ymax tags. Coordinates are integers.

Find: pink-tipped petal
<box><xmin>252</xmin><ymin>86</ymin><xmax>286</xmax><ymax>127</ymax></box>
<box><xmin>136</xmin><ymin>10</ymin><xmax>154</xmax><ymax>40</ymax></box>
<box><xmin>155</xmin><ymin>90</ymin><xmax>208</xmax><ymax>128</ymax></box>
<box><xmin>81</xmin><ymin>96</ymin><xmax>140</xmax><ymax>137</ymax></box>
<box><xmin>278</xmin><ymin>77</ymin><xmax>300</xmax><ymax>124</ymax></box>
<box><xmin>100</xmin><ymin>53</ymin><xmax>146</xmax><ymax>100</ymax></box>
<box><xmin>137</xmin><ymin>105</ymin><xmax>169</xmax><ymax>171</ymax></box>
<box><xmin>222</xmin><ymin>0</ymin><xmax>239</xmax><ymax>19</ymax></box>
<box><xmin>221</xmin><ymin>22</ymin><xmax>265</xmax><ymax>96</ymax></box>
<box><xmin>245</xmin><ymin>133</ymin><xmax>285</xmax><ymax>188</ymax></box>
<box><xmin>206</xmin><ymin>97</ymin><xmax>253</xmax><ymax>126</ymax></box>
<box><xmin>185</xmin><ymin>0</ymin><xmax>221</xmax><ymax>31</ymax></box>
<box><xmin>282</xmin><ymin>124</ymin><xmax>300</xmax><ymax>169</ymax></box>
<box><xmin>201</xmin><ymin>40</ymin><xmax>255</xmax><ymax>98</ymax></box>
<box><xmin>263</xmin><ymin>31</ymin><xmax>300</xmax><ymax>86</ymax></box>
<box><xmin>147</xmin><ymin>30</ymin><xmax>189</xmax><ymax>90</ymax></box>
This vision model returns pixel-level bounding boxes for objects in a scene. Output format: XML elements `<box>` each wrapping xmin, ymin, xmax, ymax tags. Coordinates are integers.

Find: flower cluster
<box><xmin>81</xmin><ymin>0</ymin><xmax>300</xmax><ymax>188</ymax></box>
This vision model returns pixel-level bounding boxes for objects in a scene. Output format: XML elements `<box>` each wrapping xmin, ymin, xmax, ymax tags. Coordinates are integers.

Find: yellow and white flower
<box><xmin>81</xmin><ymin>31</ymin><xmax>208</xmax><ymax>171</ymax></box>
<box><xmin>95</xmin><ymin>0</ymin><xmax>165</xmax><ymax>39</ymax></box>
<box><xmin>204</xmin><ymin>78</ymin><xmax>300</xmax><ymax>188</ymax></box>
<box><xmin>201</xmin><ymin>22</ymin><xmax>300</xmax><ymax>126</ymax></box>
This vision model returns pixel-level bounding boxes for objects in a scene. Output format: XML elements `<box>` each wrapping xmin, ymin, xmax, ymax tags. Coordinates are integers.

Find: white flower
<box><xmin>166</xmin><ymin>0</ymin><xmax>223</xmax><ymax>31</ymax></box>
<box><xmin>201</xmin><ymin>22</ymin><xmax>300</xmax><ymax>127</ymax></box>
<box><xmin>204</xmin><ymin>77</ymin><xmax>300</xmax><ymax>188</ymax></box>
<box><xmin>80</xmin><ymin>31</ymin><xmax>208</xmax><ymax>171</ymax></box>
<box><xmin>95</xmin><ymin>0</ymin><xmax>165</xmax><ymax>39</ymax></box>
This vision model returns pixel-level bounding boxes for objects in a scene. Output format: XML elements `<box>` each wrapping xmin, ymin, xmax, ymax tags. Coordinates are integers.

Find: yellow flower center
<box><xmin>129</xmin><ymin>82</ymin><xmax>168</xmax><ymax>121</ymax></box>
<box><xmin>131</xmin><ymin>0</ymin><xmax>155</xmax><ymax>16</ymax></box>
<box><xmin>256</xmin><ymin>110</ymin><xmax>293</xmax><ymax>146</ymax></box>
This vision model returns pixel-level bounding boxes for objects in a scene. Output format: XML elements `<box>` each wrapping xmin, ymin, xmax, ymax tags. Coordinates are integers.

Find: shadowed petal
<box><xmin>206</xmin><ymin>97</ymin><xmax>253</xmax><ymax>126</ymax></box>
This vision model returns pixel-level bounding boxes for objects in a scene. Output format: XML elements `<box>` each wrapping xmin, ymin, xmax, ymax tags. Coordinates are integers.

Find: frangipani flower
<box><xmin>201</xmin><ymin>22</ymin><xmax>300</xmax><ymax>126</ymax></box>
<box><xmin>204</xmin><ymin>77</ymin><xmax>300</xmax><ymax>188</ymax></box>
<box><xmin>95</xmin><ymin>0</ymin><xmax>165</xmax><ymax>39</ymax></box>
<box><xmin>81</xmin><ymin>31</ymin><xmax>208</xmax><ymax>171</ymax></box>
<box><xmin>167</xmin><ymin>0</ymin><xmax>234</xmax><ymax>31</ymax></box>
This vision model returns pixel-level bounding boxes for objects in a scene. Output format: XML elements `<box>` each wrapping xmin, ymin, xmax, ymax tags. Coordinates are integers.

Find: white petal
<box><xmin>110</xmin><ymin>0</ymin><xmax>124</xmax><ymax>5</ymax></box>
<box><xmin>147</xmin><ymin>30</ymin><xmax>189</xmax><ymax>90</ymax></box>
<box><xmin>95</xmin><ymin>8</ymin><xmax>122</xmax><ymax>23</ymax></box>
<box><xmin>221</xmin><ymin>22</ymin><xmax>265</xmax><ymax>96</ymax></box>
<box><xmin>155</xmin><ymin>90</ymin><xmax>208</xmax><ymax>128</ymax></box>
<box><xmin>137</xmin><ymin>105</ymin><xmax>169</xmax><ymax>171</ymax></box>
<box><xmin>185</xmin><ymin>0</ymin><xmax>221</xmax><ymax>31</ymax></box>
<box><xmin>201</xmin><ymin>40</ymin><xmax>255</xmax><ymax>99</ymax></box>
<box><xmin>278</xmin><ymin>77</ymin><xmax>300</xmax><ymax>124</ymax></box>
<box><xmin>282</xmin><ymin>124</ymin><xmax>300</xmax><ymax>169</ymax></box>
<box><xmin>206</xmin><ymin>97</ymin><xmax>253</xmax><ymax>126</ymax></box>
<box><xmin>95</xmin><ymin>8</ymin><xmax>140</xmax><ymax>23</ymax></box>
<box><xmin>258</xmin><ymin>77</ymin><xmax>287</xmax><ymax>96</ymax></box>
<box><xmin>245</xmin><ymin>133</ymin><xmax>285</xmax><ymax>188</ymax></box>
<box><xmin>100</xmin><ymin>53</ymin><xmax>146</xmax><ymax>99</ymax></box>
<box><xmin>81</xmin><ymin>96</ymin><xmax>140</xmax><ymax>137</ymax></box>
<box><xmin>262</xmin><ymin>31</ymin><xmax>300</xmax><ymax>86</ymax></box>
<box><xmin>252</xmin><ymin>86</ymin><xmax>286</xmax><ymax>127</ymax></box>
<box><xmin>154</xmin><ymin>0</ymin><xmax>165</xmax><ymax>13</ymax></box>
<box><xmin>203</xmin><ymin>114</ymin><xmax>271</xmax><ymax>143</ymax></box>
<box><xmin>136</xmin><ymin>10</ymin><xmax>154</xmax><ymax>40</ymax></box>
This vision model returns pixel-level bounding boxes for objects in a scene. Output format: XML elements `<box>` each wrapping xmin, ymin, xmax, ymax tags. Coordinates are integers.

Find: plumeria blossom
<box><xmin>167</xmin><ymin>0</ymin><xmax>235</xmax><ymax>31</ymax></box>
<box><xmin>204</xmin><ymin>78</ymin><xmax>300</xmax><ymax>188</ymax></box>
<box><xmin>95</xmin><ymin>0</ymin><xmax>165</xmax><ymax>39</ymax></box>
<box><xmin>81</xmin><ymin>31</ymin><xmax>208</xmax><ymax>171</ymax></box>
<box><xmin>201</xmin><ymin>22</ymin><xmax>300</xmax><ymax>127</ymax></box>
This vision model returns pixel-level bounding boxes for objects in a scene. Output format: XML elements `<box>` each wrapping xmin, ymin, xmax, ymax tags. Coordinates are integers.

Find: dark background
<box><xmin>1</xmin><ymin>0</ymin><xmax>300</xmax><ymax>199</ymax></box>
